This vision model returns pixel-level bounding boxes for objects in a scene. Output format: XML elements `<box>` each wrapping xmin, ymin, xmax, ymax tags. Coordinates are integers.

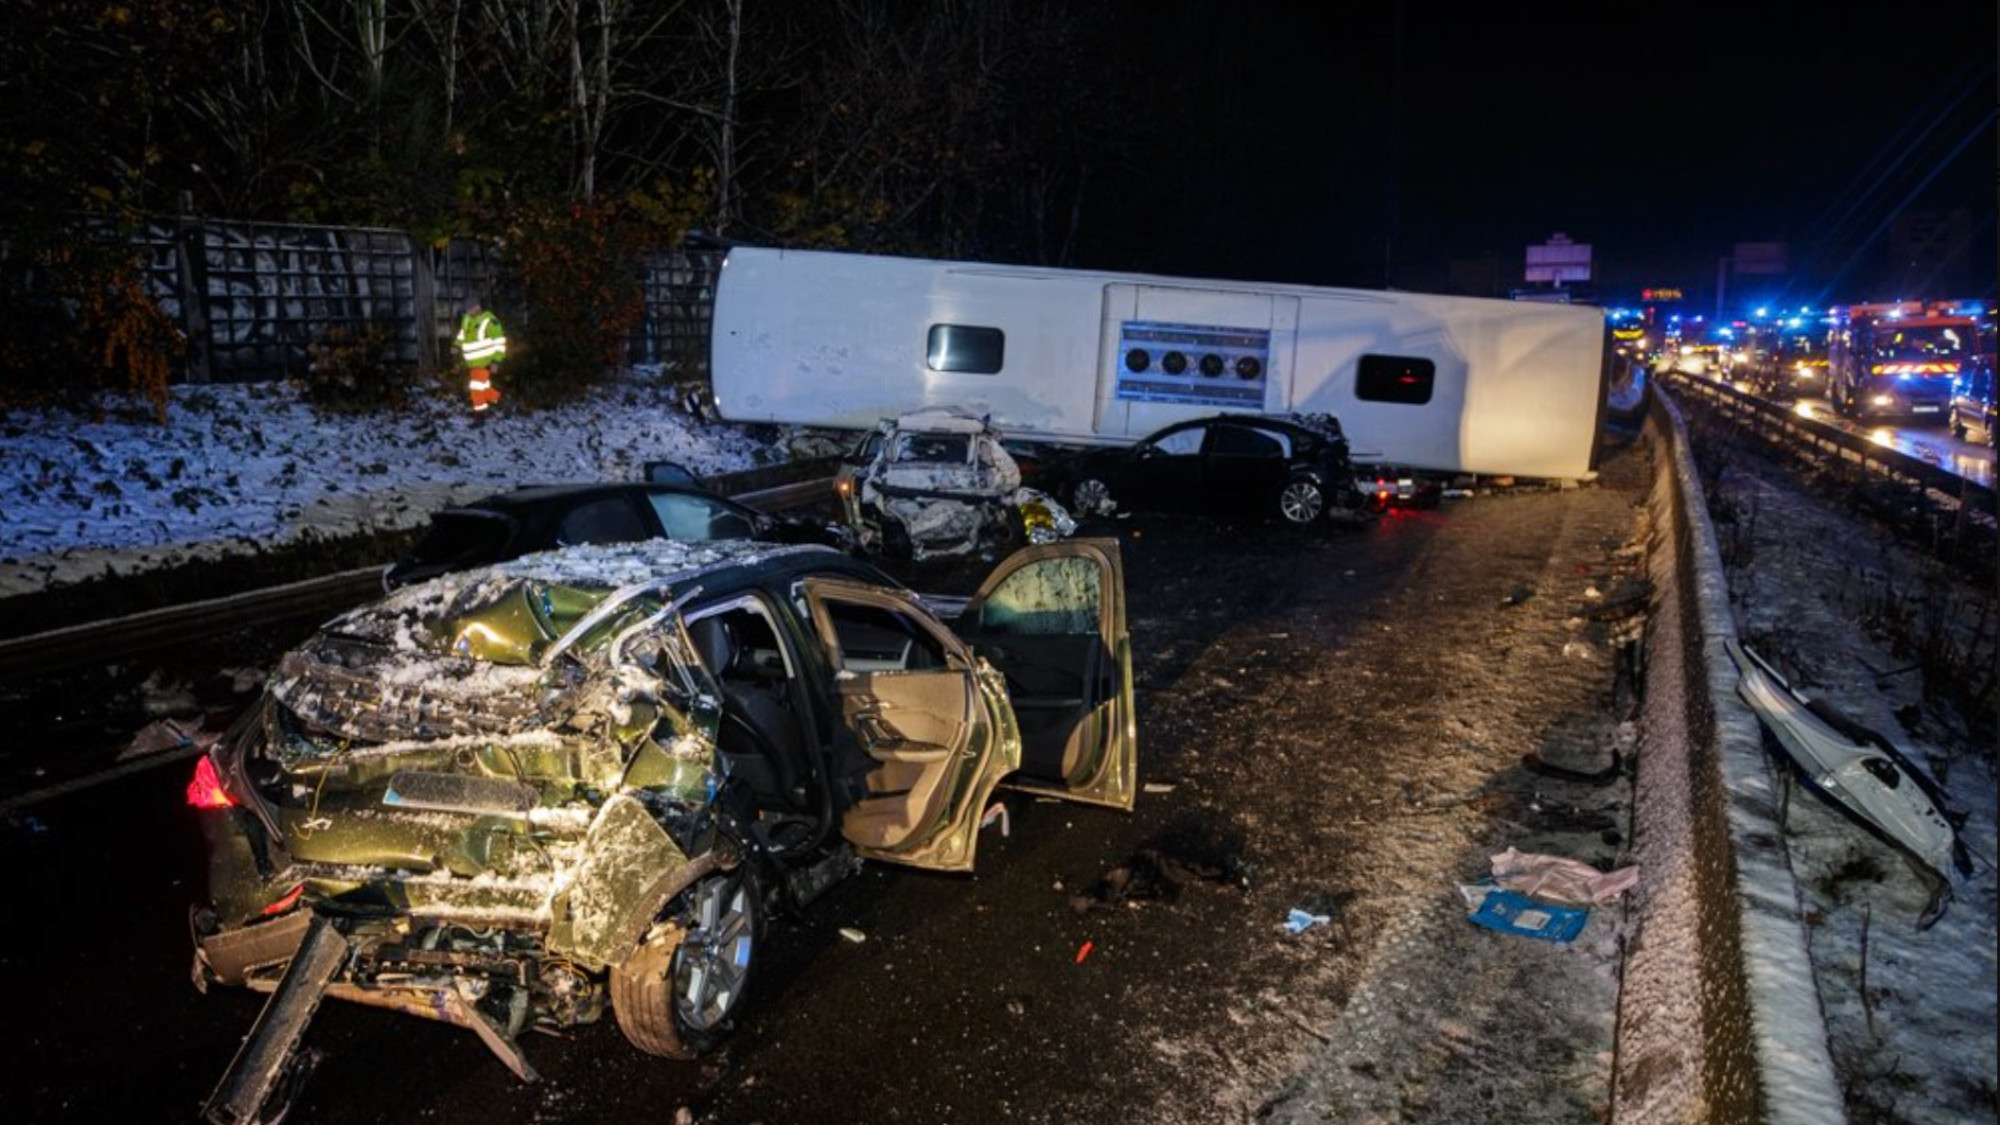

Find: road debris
<box><xmin>1284</xmin><ymin>908</ymin><xmax>1332</xmax><ymax>935</ymax></box>
<box><xmin>1068</xmin><ymin>845</ymin><xmax>1241</xmax><ymax>914</ymax></box>
<box><xmin>1459</xmin><ymin>883</ymin><xmax>1589</xmax><ymax>943</ymax></box>
<box><xmin>1487</xmin><ymin>847</ymin><xmax>1638</xmax><ymax>906</ymax></box>
<box><xmin>120</xmin><ymin>717</ymin><xmax>197</xmax><ymax>761</ymax></box>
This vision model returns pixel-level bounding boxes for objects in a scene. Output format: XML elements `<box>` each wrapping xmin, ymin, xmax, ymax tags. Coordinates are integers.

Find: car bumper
<box><xmin>193</xmin><ymin>908</ymin><xmax>312</xmax><ymax>989</ymax></box>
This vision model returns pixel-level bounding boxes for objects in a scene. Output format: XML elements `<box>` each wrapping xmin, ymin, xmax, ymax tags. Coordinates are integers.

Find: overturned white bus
<box><xmin>710</xmin><ymin>246</ymin><xmax>1611</xmax><ymax>479</ymax></box>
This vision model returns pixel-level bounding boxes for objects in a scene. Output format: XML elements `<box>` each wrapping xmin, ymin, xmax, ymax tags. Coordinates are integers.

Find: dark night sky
<box><xmin>1090</xmin><ymin>3</ymin><xmax>1997</xmax><ymax>310</ymax></box>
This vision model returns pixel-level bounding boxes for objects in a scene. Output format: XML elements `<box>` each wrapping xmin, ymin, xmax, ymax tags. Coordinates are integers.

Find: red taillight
<box><xmin>186</xmin><ymin>755</ymin><xmax>237</xmax><ymax>809</ymax></box>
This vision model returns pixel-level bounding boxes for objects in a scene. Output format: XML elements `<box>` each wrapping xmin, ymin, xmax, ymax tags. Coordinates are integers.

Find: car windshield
<box><xmin>892</xmin><ymin>432</ymin><xmax>971</xmax><ymax>464</ymax></box>
<box><xmin>1879</xmin><ymin>326</ymin><xmax>1965</xmax><ymax>361</ymax></box>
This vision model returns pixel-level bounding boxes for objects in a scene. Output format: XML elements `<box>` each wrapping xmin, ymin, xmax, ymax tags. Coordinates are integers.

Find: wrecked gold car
<box><xmin>834</xmin><ymin>406</ymin><xmax>1075</xmax><ymax>559</ymax></box>
<box><xmin>187</xmin><ymin>537</ymin><xmax>1135</xmax><ymax>1123</ymax></box>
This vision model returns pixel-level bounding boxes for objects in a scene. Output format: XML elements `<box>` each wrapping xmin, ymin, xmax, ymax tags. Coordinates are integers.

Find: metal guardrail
<box><xmin>0</xmin><ymin>569</ymin><xmax>389</xmax><ymax>681</ymax></box>
<box><xmin>1662</xmin><ymin>371</ymin><xmax>1996</xmax><ymax>514</ymax></box>
<box><xmin>0</xmin><ymin>465</ymin><xmax>837</xmax><ymax>681</ymax></box>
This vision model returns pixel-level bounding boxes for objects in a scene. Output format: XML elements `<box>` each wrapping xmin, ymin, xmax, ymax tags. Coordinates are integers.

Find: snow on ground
<box><xmin>0</xmin><ymin>371</ymin><xmax>778</xmax><ymax>599</ymax></box>
<box><xmin>1711</xmin><ymin>448</ymin><xmax>1999</xmax><ymax>1123</ymax></box>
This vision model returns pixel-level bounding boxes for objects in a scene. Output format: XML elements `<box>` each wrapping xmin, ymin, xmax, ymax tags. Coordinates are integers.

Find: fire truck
<box><xmin>1825</xmin><ymin>302</ymin><xmax>1975</xmax><ymax>423</ymax></box>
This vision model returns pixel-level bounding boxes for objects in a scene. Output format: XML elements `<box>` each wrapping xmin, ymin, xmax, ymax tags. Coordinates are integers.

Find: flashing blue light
<box><xmin>1753</xmin><ymin>307</ymin><xmax>1769</xmax><ymax>319</ymax></box>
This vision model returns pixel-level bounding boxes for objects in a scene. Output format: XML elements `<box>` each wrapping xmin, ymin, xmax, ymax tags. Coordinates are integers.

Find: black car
<box><xmin>1042</xmin><ymin>413</ymin><xmax>1369</xmax><ymax>526</ymax></box>
<box><xmin>384</xmin><ymin>480</ymin><xmax>847</xmax><ymax>589</ymax></box>
<box><xmin>1949</xmin><ymin>351</ymin><xmax>1996</xmax><ymax>448</ymax></box>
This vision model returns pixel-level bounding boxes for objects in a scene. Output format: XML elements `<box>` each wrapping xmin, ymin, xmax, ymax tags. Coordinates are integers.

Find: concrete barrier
<box><xmin>1612</xmin><ymin>389</ymin><xmax>1845</xmax><ymax>1123</ymax></box>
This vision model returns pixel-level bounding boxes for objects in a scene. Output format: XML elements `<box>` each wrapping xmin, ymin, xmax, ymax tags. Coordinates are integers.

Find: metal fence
<box><xmin>124</xmin><ymin>215</ymin><xmax>719</xmax><ymax>384</ymax></box>
<box><xmin>1661</xmin><ymin>371</ymin><xmax>1996</xmax><ymax>582</ymax></box>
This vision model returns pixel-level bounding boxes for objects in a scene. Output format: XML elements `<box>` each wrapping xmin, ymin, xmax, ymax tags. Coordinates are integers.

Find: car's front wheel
<box><xmin>876</xmin><ymin>513</ymin><xmax>914</xmax><ymax>561</ymax></box>
<box><xmin>1069</xmin><ymin>477</ymin><xmax>1115</xmax><ymax>518</ymax></box>
<box><xmin>612</xmin><ymin>870</ymin><xmax>761</xmax><ymax>1059</ymax></box>
<box><xmin>1277</xmin><ymin>477</ymin><xmax>1325</xmax><ymax>525</ymax></box>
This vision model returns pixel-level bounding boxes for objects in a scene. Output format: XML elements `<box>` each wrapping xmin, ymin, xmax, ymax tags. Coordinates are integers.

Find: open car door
<box><xmin>953</xmin><ymin>538</ymin><xmax>1137</xmax><ymax>811</ymax></box>
<box><xmin>801</xmin><ymin>577</ymin><xmax>1022</xmax><ymax>873</ymax></box>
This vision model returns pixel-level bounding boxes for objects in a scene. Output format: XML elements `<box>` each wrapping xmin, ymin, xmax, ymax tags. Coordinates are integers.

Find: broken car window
<box><xmin>969</xmin><ymin>556</ymin><xmax>1100</xmax><ymax>636</ymax></box>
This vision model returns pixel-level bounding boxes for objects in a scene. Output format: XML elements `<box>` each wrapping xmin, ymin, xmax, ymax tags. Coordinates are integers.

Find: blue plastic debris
<box><xmin>1284</xmin><ymin>908</ymin><xmax>1331</xmax><ymax>935</ymax></box>
<box><xmin>1461</xmin><ymin>884</ymin><xmax>1589</xmax><ymax>943</ymax></box>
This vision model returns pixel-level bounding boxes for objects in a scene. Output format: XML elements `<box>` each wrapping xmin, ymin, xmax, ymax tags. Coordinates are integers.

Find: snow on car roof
<box><xmin>889</xmin><ymin>405</ymin><xmax>993</xmax><ymax>433</ymax></box>
<box><xmin>333</xmin><ymin>538</ymin><xmax>840</xmax><ymax>652</ymax></box>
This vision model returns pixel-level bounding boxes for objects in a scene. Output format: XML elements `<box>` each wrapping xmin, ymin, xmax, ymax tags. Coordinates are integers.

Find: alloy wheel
<box><xmin>1071</xmin><ymin>478</ymin><xmax>1113</xmax><ymax>517</ymax></box>
<box><xmin>674</xmin><ymin>875</ymin><xmax>757</xmax><ymax>1033</ymax></box>
<box><xmin>1279</xmin><ymin>479</ymin><xmax>1324</xmax><ymax>525</ymax></box>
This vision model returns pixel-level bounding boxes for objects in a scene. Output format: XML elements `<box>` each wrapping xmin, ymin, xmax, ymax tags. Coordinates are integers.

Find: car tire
<box><xmin>880</xmin><ymin>517</ymin><xmax>914</xmax><ymax>561</ymax></box>
<box><xmin>612</xmin><ymin>869</ymin><xmax>761</xmax><ymax>1059</ymax></box>
<box><xmin>1069</xmin><ymin>477</ymin><xmax>1114</xmax><ymax>518</ymax></box>
<box><xmin>1278</xmin><ymin>477</ymin><xmax>1325</xmax><ymax>525</ymax></box>
<box><xmin>993</xmin><ymin>505</ymin><xmax>1029</xmax><ymax>553</ymax></box>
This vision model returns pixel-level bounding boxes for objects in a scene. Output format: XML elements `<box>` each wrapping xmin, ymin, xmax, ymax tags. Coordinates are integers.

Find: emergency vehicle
<box><xmin>1825</xmin><ymin>302</ymin><xmax>1974</xmax><ymax>423</ymax></box>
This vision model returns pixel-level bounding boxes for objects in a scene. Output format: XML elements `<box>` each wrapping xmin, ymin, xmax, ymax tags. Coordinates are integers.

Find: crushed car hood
<box><xmin>271</xmin><ymin>571</ymin><xmax>602</xmax><ymax>743</ymax></box>
<box><xmin>271</xmin><ymin>540</ymin><xmax>830</xmax><ymax>744</ymax></box>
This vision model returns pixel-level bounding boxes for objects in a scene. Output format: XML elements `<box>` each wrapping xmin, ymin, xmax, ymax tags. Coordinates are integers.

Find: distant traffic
<box><xmin>1634</xmin><ymin>299</ymin><xmax>1997</xmax><ymax>489</ymax></box>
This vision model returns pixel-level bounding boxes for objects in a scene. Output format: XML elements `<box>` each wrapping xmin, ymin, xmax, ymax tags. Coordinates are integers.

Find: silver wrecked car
<box><xmin>834</xmin><ymin>406</ymin><xmax>1074</xmax><ymax>560</ymax></box>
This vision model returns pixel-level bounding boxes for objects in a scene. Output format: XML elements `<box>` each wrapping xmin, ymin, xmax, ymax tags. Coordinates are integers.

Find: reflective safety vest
<box><xmin>457</xmin><ymin>309</ymin><xmax>508</xmax><ymax>367</ymax></box>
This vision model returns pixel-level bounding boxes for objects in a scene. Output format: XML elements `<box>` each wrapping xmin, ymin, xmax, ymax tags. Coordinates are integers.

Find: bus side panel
<box><xmin>1289</xmin><ymin>293</ymin><xmax>1468</xmax><ymax>471</ymax></box>
<box><xmin>1092</xmin><ymin>285</ymin><xmax>1300</xmax><ymax>441</ymax></box>
<box><xmin>711</xmin><ymin>247</ymin><xmax>1106</xmax><ymax>436</ymax></box>
<box><xmin>1288</xmin><ymin>293</ymin><xmax>1602</xmax><ymax>479</ymax></box>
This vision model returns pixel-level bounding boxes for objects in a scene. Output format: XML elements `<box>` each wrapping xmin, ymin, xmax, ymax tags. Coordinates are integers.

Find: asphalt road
<box><xmin>0</xmin><ymin>422</ymin><xmax>1655</xmax><ymax>1125</ymax></box>
<box><xmin>1731</xmin><ymin>383</ymin><xmax>1996</xmax><ymax>489</ymax></box>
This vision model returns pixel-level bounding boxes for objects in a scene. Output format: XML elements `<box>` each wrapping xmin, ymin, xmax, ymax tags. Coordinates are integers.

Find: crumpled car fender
<box><xmin>547</xmin><ymin>793</ymin><xmax>716</xmax><ymax>971</ymax></box>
